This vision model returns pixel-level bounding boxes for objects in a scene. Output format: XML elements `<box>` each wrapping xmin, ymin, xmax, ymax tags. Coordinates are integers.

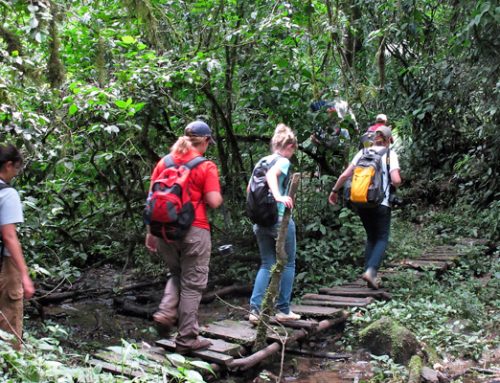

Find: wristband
<box><xmin>331</xmin><ymin>189</ymin><xmax>338</xmax><ymax>194</ymax></box>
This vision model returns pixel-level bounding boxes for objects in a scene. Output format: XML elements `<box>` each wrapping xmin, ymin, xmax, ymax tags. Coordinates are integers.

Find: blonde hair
<box><xmin>271</xmin><ymin>123</ymin><xmax>297</xmax><ymax>152</ymax></box>
<box><xmin>170</xmin><ymin>136</ymin><xmax>207</xmax><ymax>155</ymax></box>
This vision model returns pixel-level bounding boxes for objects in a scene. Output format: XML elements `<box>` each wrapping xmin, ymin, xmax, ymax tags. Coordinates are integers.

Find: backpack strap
<box><xmin>163</xmin><ymin>154</ymin><xmax>175</xmax><ymax>168</ymax></box>
<box><xmin>384</xmin><ymin>148</ymin><xmax>392</xmax><ymax>194</ymax></box>
<box><xmin>184</xmin><ymin>156</ymin><xmax>207</xmax><ymax>170</ymax></box>
<box><xmin>163</xmin><ymin>154</ymin><xmax>207</xmax><ymax>170</ymax></box>
<box><xmin>384</xmin><ymin>148</ymin><xmax>391</xmax><ymax>198</ymax></box>
<box><xmin>0</xmin><ymin>182</ymin><xmax>13</xmax><ymax>273</ymax></box>
<box><xmin>262</xmin><ymin>154</ymin><xmax>291</xmax><ymax>193</ymax></box>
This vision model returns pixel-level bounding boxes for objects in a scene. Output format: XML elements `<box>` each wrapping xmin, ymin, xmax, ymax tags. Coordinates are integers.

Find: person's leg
<box><xmin>175</xmin><ymin>227</ymin><xmax>211</xmax><ymax>349</ymax></box>
<box><xmin>0</xmin><ymin>257</ymin><xmax>23</xmax><ymax>350</ymax></box>
<box><xmin>249</xmin><ymin>225</ymin><xmax>276</xmax><ymax>313</ymax></box>
<box><xmin>365</xmin><ymin>206</ymin><xmax>391</xmax><ymax>271</ymax></box>
<box><xmin>154</xmin><ymin>239</ymin><xmax>181</xmax><ymax>325</ymax></box>
<box><xmin>276</xmin><ymin>219</ymin><xmax>296</xmax><ymax>314</ymax></box>
<box><xmin>357</xmin><ymin>208</ymin><xmax>378</xmax><ymax>269</ymax></box>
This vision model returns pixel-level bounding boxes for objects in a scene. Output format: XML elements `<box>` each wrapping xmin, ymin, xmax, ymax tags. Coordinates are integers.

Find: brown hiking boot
<box><xmin>175</xmin><ymin>338</ymin><xmax>213</xmax><ymax>355</ymax></box>
<box><xmin>362</xmin><ymin>268</ymin><xmax>379</xmax><ymax>290</ymax></box>
<box><xmin>153</xmin><ymin>313</ymin><xmax>176</xmax><ymax>337</ymax></box>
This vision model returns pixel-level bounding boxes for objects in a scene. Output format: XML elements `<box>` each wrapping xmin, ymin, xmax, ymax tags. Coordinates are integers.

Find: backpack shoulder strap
<box><xmin>379</xmin><ymin>147</ymin><xmax>389</xmax><ymax>157</ymax></box>
<box><xmin>386</xmin><ymin>148</ymin><xmax>391</xmax><ymax>181</ymax></box>
<box><xmin>163</xmin><ymin>154</ymin><xmax>176</xmax><ymax>168</ymax></box>
<box><xmin>267</xmin><ymin>154</ymin><xmax>282</xmax><ymax>168</ymax></box>
<box><xmin>252</xmin><ymin>154</ymin><xmax>280</xmax><ymax>175</ymax></box>
<box><xmin>0</xmin><ymin>183</ymin><xmax>13</xmax><ymax>191</ymax></box>
<box><xmin>184</xmin><ymin>156</ymin><xmax>207</xmax><ymax>170</ymax></box>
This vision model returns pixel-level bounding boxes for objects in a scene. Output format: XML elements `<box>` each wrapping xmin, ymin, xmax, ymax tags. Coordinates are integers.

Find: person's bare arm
<box><xmin>266</xmin><ymin>165</ymin><xmax>293</xmax><ymax>208</ymax></box>
<box><xmin>205</xmin><ymin>191</ymin><xmax>223</xmax><ymax>209</ymax></box>
<box><xmin>328</xmin><ymin>164</ymin><xmax>355</xmax><ymax>205</ymax></box>
<box><xmin>390</xmin><ymin>169</ymin><xmax>402</xmax><ymax>187</ymax></box>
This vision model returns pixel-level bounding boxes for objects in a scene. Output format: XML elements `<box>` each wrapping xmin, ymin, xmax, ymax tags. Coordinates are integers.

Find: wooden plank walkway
<box><xmin>91</xmin><ymin>242</ymin><xmax>471</xmax><ymax>379</ymax></box>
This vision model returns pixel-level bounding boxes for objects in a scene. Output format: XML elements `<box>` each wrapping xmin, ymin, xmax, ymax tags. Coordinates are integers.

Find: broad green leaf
<box><xmin>121</xmin><ymin>35</ymin><xmax>136</xmax><ymax>44</ymax></box>
<box><xmin>68</xmin><ymin>104</ymin><xmax>78</xmax><ymax>116</ymax></box>
<box><xmin>115</xmin><ymin>100</ymin><xmax>129</xmax><ymax>109</ymax></box>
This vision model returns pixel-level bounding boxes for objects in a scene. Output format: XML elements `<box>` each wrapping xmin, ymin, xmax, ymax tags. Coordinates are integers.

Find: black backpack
<box><xmin>246</xmin><ymin>155</ymin><xmax>285</xmax><ymax>227</ymax></box>
<box><xmin>0</xmin><ymin>183</ymin><xmax>13</xmax><ymax>272</ymax></box>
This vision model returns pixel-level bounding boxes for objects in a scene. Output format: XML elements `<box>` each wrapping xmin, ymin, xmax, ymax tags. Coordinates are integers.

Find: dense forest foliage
<box><xmin>1</xmin><ymin>0</ymin><xmax>497</xmax><ymax>279</ymax></box>
<box><xmin>0</xmin><ymin>1</ymin><xmax>499</xmax><ymax>380</ymax></box>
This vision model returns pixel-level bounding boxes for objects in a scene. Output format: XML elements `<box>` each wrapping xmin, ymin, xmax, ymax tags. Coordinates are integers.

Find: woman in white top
<box><xmin>0</xmin><ymin>144</ymin><xmax>35</xmax><ymax>349</ymax></box>
<box><xmin>328</xmin><ymin>126</ymin><xmax>402</xmax><ymax>289</ymax></box>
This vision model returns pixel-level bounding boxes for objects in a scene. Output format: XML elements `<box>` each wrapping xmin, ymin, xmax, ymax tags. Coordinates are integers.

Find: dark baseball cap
<box><xmin>184</xmin><ymin>120</ymin><xmax>215</xmax><ymax>144</ymax></box>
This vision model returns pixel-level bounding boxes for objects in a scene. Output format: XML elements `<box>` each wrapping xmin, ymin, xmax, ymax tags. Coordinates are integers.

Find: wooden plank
<box><xmin>340</xmin><ymin>280</ymin><xmax>366</xmax><ymax>287</ymax></box>
<box><xmin>154</xmin><ymin>340</ymin><xmax>234</xmax><ymax>365</ymax></box>
<box><xmin>268</xmin><ymin>317</ymin><xmax>319</xmax><ymax>330</ymax></box>
<box><xmin>94</xmin><ymin>351</ymin><xmax>163</xmax><ymax>376</ymax></box>
<box><xmin>156</xmin><ymin>337</ymin><xmax>244</xmax><ymax>359</ymax></box>
<box><xmin>319</xmin><ymin>287</ymin><xmax>392</xmax><ymax>300</ymax></box>
<box><xmin>200</xmin><ymin>320</ymin><xmax>256</xmax><ymax>346</ymax></box>
<box><xmin>190</xmin><ymin>350</ymin><xmax>234</xmax><ymax>365</ymax></box>
<box><xmin>424</xmin><ymin>245</ymin><xmax>457</xmax><ymax>253</ymax></box>
<box><xmin>202</xmin><ymin>338</ymin><xmax>245</xmax><ymax>356</ymax></box>
<box><xmin>290</xmin><ymin>304</ymin><xmax>344</xmax><ymax>317</ymax></box>
<box><xmin>302</xmin><ymin>299</ymin><xmax>372</xmax><ymax>308</ymax></box>
<box><xmin>302</xmin><ymin>293</ymin><xmax>374</xmax><ymax>305</ymax></box>
<box><xmin>89</xmin><ymin>358</ymin><xmax>144</xmax><ymax>378</ymax></box>
<box><xmin>402</xmin><ymin>259</ymin><xmax>451</xmax><ymax>269</ymax></box>
<box><xmin>267</xmin><ymin>327</ymin><xmax>304</xmax><ymax>344</ymax></box>
<box><xmin>156</xmin><ymin>338</ymin><xmax>176</xmax><ymax>350</ymax></box>
<box><xmin>456</xmin><ymin>238</ymin><xmax>490</xmax><ymax>246</ymax></box>
<box><xmin>420</xmin><ymin>253</ymin><xmax>458</xmax><ymax>261</ymax></box>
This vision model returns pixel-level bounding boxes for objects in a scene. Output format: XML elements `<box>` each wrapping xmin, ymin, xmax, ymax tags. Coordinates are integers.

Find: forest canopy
<box><xmin>0</xmin><ymin>0</ymin><xmax>498</xmax><ymax>275</ymax></box>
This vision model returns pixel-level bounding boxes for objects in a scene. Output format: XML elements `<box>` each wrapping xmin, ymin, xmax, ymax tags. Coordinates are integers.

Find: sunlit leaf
<box><xmin>68</xmin><ymin>104</ymin><xmax>78</xmax><ymax>116</ymax></box>
<box><xmin>121</xmin><ymin>35</ymin><xmax>136</xmax><ymax>44</ymax></box>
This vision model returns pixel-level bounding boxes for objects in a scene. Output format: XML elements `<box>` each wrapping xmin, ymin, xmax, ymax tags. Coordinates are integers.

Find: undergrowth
<box><xmin>339</xmin><ymin>203</ymin><xmax>499</xmax><ymax>383</ymax></box>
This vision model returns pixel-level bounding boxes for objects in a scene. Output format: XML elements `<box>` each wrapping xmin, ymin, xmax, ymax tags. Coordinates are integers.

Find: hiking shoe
<box><xmin>176</xmin><ymin>338</ymin><xmax>212</xmax><ymax>355</ymax></box>
<box><xmin>248</xmin><ymin>310</ymin><xmax>260</xmax><ymax>324</ymax></box>
<box><xmin>153</xmin><ymin>313</ymin><xmax>176</xmax><ymax>337</ymax></box>
<box><xmin>275</xmin><ymin>310</ymin><xmax>301</xmax><ymax>322</ymax></box>
<box><xmin>362</xmin><ymin>268</ymin><xmax>379</xmax><ymax>290</ymax></box>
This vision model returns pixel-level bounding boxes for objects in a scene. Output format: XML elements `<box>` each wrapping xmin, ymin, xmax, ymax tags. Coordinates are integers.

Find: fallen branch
<box><xmin>34</xmin><ymin>280</ymin><xmax>164</xmax><ymax>305</ymax></box>
<box><xmin>285</xmin><ymin>348</ymin><xmax>351</xmax><ymax>360</ymax></box>
<box><xmin>228</xmin><ymin>313</ymin><xmax>348</xmax><ymax>371</ymax></box>
<box><xmin>201</xmin><ymin>284</ymin><xmax>252</xmax><ymax>303</ymax></box>
<box><xmin>114</xmin><ymin>298</ymin><xmax>156</xmax><ymax>319</ymax></box>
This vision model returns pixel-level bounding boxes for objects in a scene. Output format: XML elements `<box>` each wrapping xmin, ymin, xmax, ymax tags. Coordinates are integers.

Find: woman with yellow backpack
<box><xmin>328</xmin><ymin>126</ymin><xmax>401</xmax><ymax>289</ymax></box>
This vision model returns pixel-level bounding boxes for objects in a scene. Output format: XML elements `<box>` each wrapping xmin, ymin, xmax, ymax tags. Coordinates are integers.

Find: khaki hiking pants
<box><xmin>0</xmin><ymin>256</ymin><xmax>24</xmax><ymax>350</ymax></box>
<box><xmin>156</xmin><ymin>226</ymin><xmax>211</xmax><ymax>349</ymax></box>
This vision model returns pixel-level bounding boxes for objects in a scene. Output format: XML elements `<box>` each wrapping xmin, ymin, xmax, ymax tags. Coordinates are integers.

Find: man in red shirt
<box><xmin>145</xmin><ymin>121</ymin><xmax>222</xmax><ymax>354</ymax></box>
<box><xmin>367</xmin><ymin>113</ymin><xmax>388</xmax><ymax>132</ymax></box>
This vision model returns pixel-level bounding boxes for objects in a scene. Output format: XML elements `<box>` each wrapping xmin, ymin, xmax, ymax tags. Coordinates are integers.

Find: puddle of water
<box><xmin>289</xmin><ymin>370</ymin><xmax>350</xmax><ymax>383</ymax></box>
<box><xmin>287</xmin><ymin>358</ymin><xmax>372</xmax><ymax>383</ymax></box>
<box><xmin>38</xmin><ymin>298</ymin><xmax>158</xmax><ymax>352</ymax></box>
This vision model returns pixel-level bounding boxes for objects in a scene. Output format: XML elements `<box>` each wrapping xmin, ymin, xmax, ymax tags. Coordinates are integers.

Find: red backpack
<box><xmin>144</xmin><ymin>155</ymin><xmax>207</xmax><ymax>241</ymax></box>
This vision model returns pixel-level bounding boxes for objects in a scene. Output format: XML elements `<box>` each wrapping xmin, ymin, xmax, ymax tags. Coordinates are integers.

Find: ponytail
<box><xmin>170</xmin><ymin>136</ymin><xmax>208</xmax><ymax>155</ymax></box>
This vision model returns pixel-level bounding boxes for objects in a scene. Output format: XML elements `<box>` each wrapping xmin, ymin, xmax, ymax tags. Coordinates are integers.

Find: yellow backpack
<box><xmin>344</xmin><ymin>148</ymin><xmax>389</xmax><ymax>208</ymax></box>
